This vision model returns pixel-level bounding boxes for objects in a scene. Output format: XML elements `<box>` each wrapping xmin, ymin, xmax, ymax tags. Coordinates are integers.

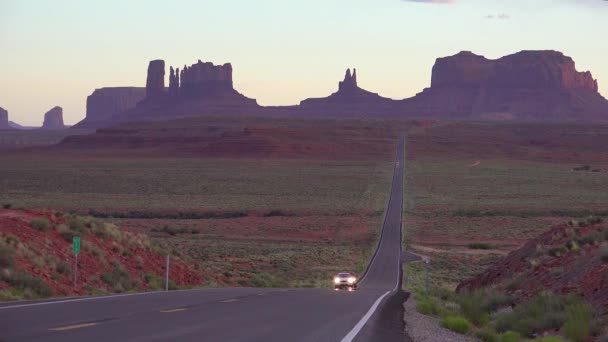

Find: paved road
<box><xmin>0</xmin><ymin>137</ymin><xmax>405</xmax><ymax>342</ymax></box>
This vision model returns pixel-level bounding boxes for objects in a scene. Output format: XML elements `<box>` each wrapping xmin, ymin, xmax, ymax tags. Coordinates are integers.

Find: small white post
<box><xmin>74</xmin><ymin>254</ymin><xmax>78</xmax><ymax>289</ymax></box>
<box><xmin>425</xmin><ymin>259</ymin><xmax>430</xmax><ymax>296</ymax></box>
<box><xmin>165</xmin><ymin>255</ymin><xmax>170</xmax><ymax>291</ymax></box>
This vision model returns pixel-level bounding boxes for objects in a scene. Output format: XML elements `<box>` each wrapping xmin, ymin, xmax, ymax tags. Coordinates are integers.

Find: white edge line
<box><xmin>339</xmin><ymin>290</ymin><xmax>392</xmax><ymax>342</ymax></box>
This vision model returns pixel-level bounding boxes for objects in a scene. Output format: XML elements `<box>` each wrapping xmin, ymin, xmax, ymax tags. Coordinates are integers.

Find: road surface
<box><xmin>0</xmin><ymin>137</ymin><xmax>406</xmax><ymax>342</ymax></box>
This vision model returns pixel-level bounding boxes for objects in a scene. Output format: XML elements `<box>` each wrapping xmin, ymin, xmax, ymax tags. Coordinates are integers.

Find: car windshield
<box><xmin>338</xmin><ymin>273</ymin><xmax>351</xmax><ymax>277</ymax></box>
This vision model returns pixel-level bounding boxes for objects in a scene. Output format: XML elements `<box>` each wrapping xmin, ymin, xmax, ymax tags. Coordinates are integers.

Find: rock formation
<box><xmin>42</xmin><ymin>106</ymin><xmax>65</xmax><ymax>129</ymax></box>
<box><xmin>145</xmin><ymin>60</ymin><xmax>166</xmax><ymax>100</ymax></box>
<box><xmin>298</xmin><ymin>68</ymin><xmax>397</xmax><ymax>116</ymax></box>
<box><xmin>178</xmin><ymin>60</ymin><xmax>234</xmax><ymax>98</ymax></box>
<box><xmin>74</xmin><ymin>87</ymin><xmax>146</xmax><ymax>128</ymax></box>
<box><xmin>401</xmin><ymin>50</ymin><xmax>608</xmax><ymax>121</ymax></box>
<box><xmin>0</xmin><ymin>107</ymin><xmax>10</xmax><ymax>129</ymax></box>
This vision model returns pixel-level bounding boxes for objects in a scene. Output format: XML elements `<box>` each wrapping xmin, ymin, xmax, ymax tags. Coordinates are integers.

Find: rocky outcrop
<box><xmin>145</xmin><ymin>60</ymin><xmax>165</xmax><ymax>100</ymax></box>
<box><xmin>401</xmin><ymin>50</ymin><xmax>608</xmax><ymax>121</ymax></box>
<box><xmin>75</xmin><ymin>87</ymin><xmax>146</xmax><ymax>128</ymax></box>
<box><xmin>179</xmin><ymin>60</ymin><xmax>234</xmax><ymax>98</ymax></box>
<box><xmin>42</xmin><ymin>106</ymin><xmax>65</xmax><ymax>129</ymax></box>
<box><xmin>299</xmin><ymin>68</ymin><xmax>397</xmax><ymax>116</ymax></box>
<box><xmin>0</xmin><ymin>107</ymin><xmax>9</xmax><ymax>129</ymax></box>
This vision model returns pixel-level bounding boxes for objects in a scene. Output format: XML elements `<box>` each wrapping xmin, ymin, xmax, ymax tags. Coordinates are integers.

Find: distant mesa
<box><xmin>73</xmin><ymin>50</ymin><xmax>608</xmax><ymax>128</ymax></box>
<box><xmin>74</xmin><ymin>87</ymin><xmax>147</xmax><ymax>128</ymax></box>
<box><xmin>402</xmin><ymin>50</ymin><xmax>608</xmax><ymax>121</ymax></box>
<box><xmin>0</xmin><ymin>107</ymin><xmax>10</xmax><ymax>129</ymax></box>
<box><xmin>42</xmin><ymin>106</ymin><xmax>65</xmax><ymax>129</ymax></box>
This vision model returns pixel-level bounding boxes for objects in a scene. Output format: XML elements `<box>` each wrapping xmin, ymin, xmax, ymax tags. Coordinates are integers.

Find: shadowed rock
<box><xmin>42</xmin><ymin>106</ymin><xmax>65</xmax><ymax>129</ymax></box>
<box><xmin>0</xmin><ymin>107</ymin><xmax>9</xmax><ymax>129</ymax></box>
<box><xmin>401</xmin><ymin>50</ymin><xmax>608</xmax><ymax>121</ymax></box>
<box><xmin>145</xmin><ymin>60</ymin><xmax>166</xmax><ymax>100</ymax></box>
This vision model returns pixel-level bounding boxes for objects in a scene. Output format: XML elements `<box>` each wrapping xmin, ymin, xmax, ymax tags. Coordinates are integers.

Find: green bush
<box><xmin>469</xmin><ymin>243</ymin><xmax>493</xmax><ymax>250</ymax></box>
<box><xmin>459</xmin><ymin>291</ymin><xmax>489</xmax><ymax>325</ymax></box>
<box><xmin>578</xmin><ymin>232</ymin><xmax>601</xmax><ymax>246</ymax></box>
<box><xmin>56</xmin><ymin>224</ymin><xmax>79</xmax><ymax>242</ymax></box>
<box><xmin>55</xmin><ymin>261</ymin><xmax>71</xmax><ymax>275</ymax></box>
<box><xmin>496</xmin><ymin>292</ymin><xmax>590</xmax><ymax>338</ymax></box>
<box><xmin>101</xmin><ymin>265</ymin><xmax>133</xmax><ymax>293</ymax></box>
<box><xmin>2</xmin><ymin>271</ymin><xmax>53</xmax><ymax>298</ymax></box>
<box><xmin>246</xmin><ymin>272</ymin><xmax>285</xmax><ymax>288</ymax></box>
<box><xmin>0</xmin><ymin>243</ymin><xmax>15</xmax><ymax>269</ymax></box>
<box><xmin>562</xmin><ymin>302</ymin><xmax>593</xmax><ymax>342</ymax></box>
<box><xmin>2</xmin><ymin>203</ymin><xmax>12</xmax><ymax>209</ymax></box>
<box><xmin>416</xmin><ymin>296</ymin><xmax>441</xmax><ymax>316</ymax></box>
<box><xmin>603</xmin><ymin>227</ymin><xmax>608</xmax><ymax>240</ymax></box>
<box><xmin>548</xmin><ymin>246</ymin><xmax>567</xmax><ymax>257</ymax></box>
<box><xmin>498</xmin><ymin>331</ymin><xmax>520</xmax><ymax>342</ymax></box>
<box><xmin>528</xmin><ymin>337</ymin><xmax>566</xmax><ymax>342</ymax></box>
<box><xmin>143</xmin><ymin>273</ymin><xmax>165</xmax><ymax>290</ymax></box>
<box><xmin>30</xmin><ymin>218</ymin><xmax>50</xmax><ymax>231</ymax></box>
<box><xmin>476</xmin><ymin>327</ymin><xmax>498</xmax><ymax>342</ymax></box>
<box><xmin>440</xmin><ymin>316</ymin><xmax>471</xmax><ymax>334</ymax></box>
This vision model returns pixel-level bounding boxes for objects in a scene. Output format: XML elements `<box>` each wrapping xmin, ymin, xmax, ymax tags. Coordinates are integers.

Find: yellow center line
<box><xmin>50</xmin><ymin>322</ymin><xmax>99</xmax><ymax>331</ymax></box>
<box><xmin>221</xmin><ymin>299</ymin><xmax>238</xmax><ymax>303</ymax></box>
<box><xmin>160</xmin><ymin>308</ymin><xmax>187</xmax><ymax>313</ymax></box>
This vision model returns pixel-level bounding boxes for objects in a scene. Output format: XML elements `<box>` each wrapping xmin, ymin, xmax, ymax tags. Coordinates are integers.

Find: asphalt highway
<box><xmin>0</xmin><ymin>137</ymin><xmax>406</xmax><ymax>342</ymax></box>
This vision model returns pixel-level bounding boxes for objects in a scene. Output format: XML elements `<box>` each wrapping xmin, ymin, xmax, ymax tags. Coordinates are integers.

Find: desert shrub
<box><xmin>55</xmin><ymin>261</ymin><xmax>71</xmax><ymax>275</ymax></box>
<box><xmin>498</xmin><ymin>331</ymin><xmax>520</xmax><ymax>342</ymax></box>
<box><xmin>30</xmin><ymin>218</ymin><xmax>50</xmax><ymax>231</ymax></box>
<box><xmin>143</xmin><ymin>273</ymin><xmax>165</xmax><ymax>290</ymax></box>
<box><xmin>566</xmin><ymin>240</ymin><xmax>580</xmax><ymax>252</ymax></box>
<box><xmin>476</xmin><ymin>327</ymin><xmax>497</xmax><ymax>342</ymax></box>
<box><xmin>548</xmin><ymin>246</ymin><xmax>567</xmax><ymax>257</ymax></box>
<box><xmin>496</xmin><ymin>292</ymin><xmax>589</xmax><ymax>338</ymax></box>
<box><xmin>469</xmin><ymin>243</ymin><xmax>493</xmax><ymax>250</ymax></box>
<box><xmin>101</xmin><ymin>265</ymin><xmax>133</xmax><ymax>293</ymax></box>
<box><xmin>2</xmin><ymin>271</ymin><xmax>53</xmax><ymax>298</ymax></box>
<box><xmin>440</xmin><ymin>316</ymin><xmax>471</xmax><ymax>334</ymax></box>
<box><xmin>506</xmin><ymin>276</ymin><xmax>523</xmax><ymax>291</ymax></box>
<box><xmin>416</xmin><ymin>296</ymin><xmax>441</xmax><ymax>316</ymax></box>
<box><xmin>246</xmin><ymin>272</ymin><xmax>285</xmax><ymax>288</ymax></box>
<box><xmin>530</xmin><ymin>337</ymin><xmax>566</xmax><ymax>342</ymax></box>
<box><xmin>459</xmin><ymin>291</ymin><xmax>490</xmax><ymax>325</ymax></box>
<box><xmin>578</xmin><ymin>232</ymin><xmax>602</xmax><ymax>246</ymax></box>
<box><xmin>56</xmin><ymin>224</ymin><xmax>79</xmax><ymax>242</ymax></box>
<box><xmin>263</xmin><ymin>210</ymin><xmax>295</xmax><ymax>217</ymax></box>
<box><xmin>0</xmin><ymin>242</ymin><xmax>15</xmax><ymax>268</ymax></box>
<box><xmin>600</xmin><ymin>247</ymin><xmax>608</xmax><ymax>263</ymax></box>
<box><xmin>2</xmin><ymin>203</ymin><xmax>12</xmax><ymax>209</ymax></box>
<box><xmin>562</xmin><ymin>302</ymin><xmax>594</xmax><ymax>342</ymax></box>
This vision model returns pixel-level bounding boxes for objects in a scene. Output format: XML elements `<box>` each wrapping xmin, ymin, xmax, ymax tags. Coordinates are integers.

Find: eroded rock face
<box><xmin>78</xmin><ymin>87</ymin><xmax>146</xmax><ymax>127</ymax></box>
<box><xmin>146</xmin><ymin>60</ymin><xmax>165</xmax><ymax>99</ymax></box>
<box><xmin>0</xmin><ymin>107</ymin><xmax>9</xmax><ymax>129</ymax></box>
<box><xmin>42</xmin><ymin>106</ymin><xmax>64</xmax><ymax>129</ymax></box>
<box><xmin>178</xmin><ymin>60</ymin><xmax>234</xmax><ymax>98</ymax></box>
<box><xmin>402</xmin><ymin>50</ymin><xmax>608</xmax><ymax>121</ymax></box>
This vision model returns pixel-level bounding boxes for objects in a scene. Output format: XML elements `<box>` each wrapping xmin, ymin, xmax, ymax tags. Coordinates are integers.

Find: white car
<box><xmin>333</xmin><ymin>272</ymin><xmax>358</xmax><ymax>291</ymax></box>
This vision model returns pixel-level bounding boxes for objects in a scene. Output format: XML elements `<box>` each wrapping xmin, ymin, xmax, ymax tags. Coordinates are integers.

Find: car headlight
<box><xmin>334</xmin><ymin>277</ymin><xmax>340</xmax><ymax>284</ymax></box>
<box><xmin>348</xmin><ymin>277</ymin><xmax>356</xmax><ymax>284</ymax></box>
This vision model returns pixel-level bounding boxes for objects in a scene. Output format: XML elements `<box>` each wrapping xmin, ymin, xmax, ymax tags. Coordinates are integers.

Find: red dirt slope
<box><xmin>0</xmin><ymin>209</ymin><xmax>201</xmax><ymax>299</ymax></box>
<box><xmin>457</xmin><ymin>218</ymin><xmax>608</xmax><ymax>314</ymax></box>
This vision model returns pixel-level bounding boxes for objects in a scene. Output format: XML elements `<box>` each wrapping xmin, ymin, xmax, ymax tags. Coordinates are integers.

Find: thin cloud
<box><xmin>401</xmin><ymin>0</ymin><xmax>455</xmax><ymax>4</ymax></box>
<box><xmin>485</xmin><ymin>13</ymin><xmax>511</xmax><ymax>20</ymax></box>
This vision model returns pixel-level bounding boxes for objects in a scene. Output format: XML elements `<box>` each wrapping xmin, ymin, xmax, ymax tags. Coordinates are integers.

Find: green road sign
<box><xmin>73</xmin><ymin>236</ymin><xmax>80</xmax><ymax>255</ymax></box>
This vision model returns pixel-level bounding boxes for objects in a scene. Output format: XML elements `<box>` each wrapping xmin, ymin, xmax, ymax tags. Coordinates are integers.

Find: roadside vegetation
<box><xmin>0</xmin><ymin>210</ymin><xmax>200</xmax><ymax>300</ymax></box>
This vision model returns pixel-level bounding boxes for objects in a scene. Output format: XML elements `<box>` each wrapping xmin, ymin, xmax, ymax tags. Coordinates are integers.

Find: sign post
<box><xmin>165</xmin><ymin>255</ymin><xmax>170</xmax><ymax>291</ymax></box>
<box><xmin>425</xmin><ymin>258</ymin><xmax>430</xmax><ymax>296</ymax></box>
<box><xmin>73</xmin><ymin>237</ymin><xmax>80</xmax><ymax>289</ymax></box>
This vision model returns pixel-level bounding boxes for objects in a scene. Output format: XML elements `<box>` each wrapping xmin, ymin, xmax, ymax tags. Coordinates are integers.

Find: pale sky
<box><xmin>0</xmin><ymin>0</ymin><xmax>606</xmax><ymax>125</ymax></box>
